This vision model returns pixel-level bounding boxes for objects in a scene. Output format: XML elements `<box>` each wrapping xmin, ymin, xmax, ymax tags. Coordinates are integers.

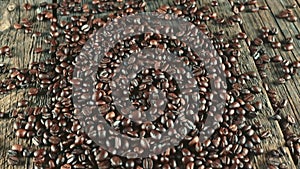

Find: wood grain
<box><xmin>240</xmin><ymin>0</ymin><xmax>300</xmax><ymax>167</ymax></box>
<box><xmin>201</xmin><ymin>0</ymin><xmax>297</xmax><ymax>168</ymax></box>
<box><xmin>0</xmin><ymin>0</ymin><xmax>52</xmax><ymax>169</ymax></box>
<box><xmin>0</xmin><ymin>0</ymin><xmax>299</xmax><ymax>168</ymax></box>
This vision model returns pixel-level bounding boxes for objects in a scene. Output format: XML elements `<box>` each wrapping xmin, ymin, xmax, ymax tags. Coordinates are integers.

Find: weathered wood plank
<box><xmin>202</xmin><ymin>0</ymin><xmax>297</xmax><ymax>168</ymax></box>
<box><xmin>245</xmin><ymin>0</ymin><xmax>300</xmax><ymax>167</ymax></box>
<box><xmin>0</xmin><ymin>0</ymin><xmax>52</xmax><ymax>168</ymax></box>
<box><xmin>0</xmin><ymin>0</ymin><xmax>300</xmax><ymax>168</ymax></box>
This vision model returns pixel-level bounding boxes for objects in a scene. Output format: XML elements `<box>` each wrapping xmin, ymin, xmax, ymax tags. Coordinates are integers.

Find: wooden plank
<box><xmin>0</xmin><ymin>0</ymin><xmax>52</xmax><ymax>168</ymax></box>
<box><xmin>243</xmin><ymin>0</ymin><xmax>300</xmax><ymax>167</ymax></box>
<box><xmin>201</xmin><ymin>0</ymin><xmax>297</xmax><ymax>168</ymax></box>
<box><xmin>0</xmin><ymin>0</ymin><xmax>299</xmax><ymax>168</ymax></box>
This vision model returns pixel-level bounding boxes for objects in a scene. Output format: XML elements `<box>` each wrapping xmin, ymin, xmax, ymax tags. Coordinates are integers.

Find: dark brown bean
<box><xmin>16</xmin><ymin>129</ymin><xmax>27</xmax><ymax>138</ymax></box>
<box><xmin>23</xmin><ymin>3</ymin><xmax>32</xmax><ymax>10</ymax></box>
<box><xmin>34</xmin><ymin>47</ymin><xmax>43</xmax><ymax>53</ymax></box>
<box><xmin>283</xmin><ymin>44</ymin><xmax>293</xmax><ymax>51</ymax></box>
<box><xmin>272</xmin><ymin>42</ymin><xmax>281</xmax><ymax>48</ymax></box>
<box><xmin>61</xmin><ymin>163</ymin><xmax>72</xmax><ymax>169</ymax></box>
<box><xmin>278</xmin><ymin>77</ymin><xmax>286</xmax><ymax>84</ymax></box>
<box><xmin>287</xmin><ymin>15</ymin><xmax>297</xmax><ymax>22</ymax></box>
<box><xmin>11</xmin><ymin>144</ymin><xmax>23</xmax><ymax>152</ymax></box>
<box><xmin>287</xmin><ymin>115</ymin><xmax>296</xmax><ymax>124</ymax></box>
<box><xmin>271</xmin><ymin>55</ymin><xmax>283</xmax><ymax>62</ymax></box>
<box><xmin>13</xmin><ymin>23</ymin><xmax>22</xmax><ymax>30</ymax></box>
<box><xmin>259</xmin><ymin>5</ymin><xmax>269</xmax><ymax>10</ymax></box>
<box><xmin>254</xmin><ymin>101</ymin><xmax>263</xmax><ymax>110</ymax></box>
<box><xmin>253</xmin><ymin>38</ymin><xmax>263</xmax><ymax>46</ymax></box>
<box><xmin>211</xmin><ymin>0</ymin><xmax>218</xmax><ymax>6</ymax></box>
<box><xmin>237</xmin><ymin>32</ymin><xmax>247</xmax><ymax>39</ymax></box>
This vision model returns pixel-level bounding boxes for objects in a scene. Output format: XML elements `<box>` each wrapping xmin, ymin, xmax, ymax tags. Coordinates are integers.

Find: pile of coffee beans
<box><xmin>0</xmin><ymin>0</ymin><xmax>299</xmax><ymax>168</ymax></box>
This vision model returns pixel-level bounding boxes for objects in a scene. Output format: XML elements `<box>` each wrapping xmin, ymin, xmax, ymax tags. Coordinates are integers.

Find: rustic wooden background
<box><xmin>0</xmin><ymin>0</ymin><xmax>300</xmax><ymax>168</ymax></box>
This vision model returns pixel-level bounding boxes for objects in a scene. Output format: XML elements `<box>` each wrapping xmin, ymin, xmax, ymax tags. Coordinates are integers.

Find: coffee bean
<box><xmin>287</xmin><ymin>15</ymin><xmax>297</xmax><ymax>22</ymax></box>
<box><xmin>237</xmin><ymin>32</ymin><xmax>247</xmax><ymax>39</ymax></box>
<box><xmin>267</xmin><ymin>35</ymin><xmax>275</xmax><ymax>43</ymax></box>
<box><xmin>0</xmin><ymin>2</ymin><xmax>284</xmax><ymax>168</ymax></box>
<box><xmin>254</xmin><ymin>101</ymin><xmax>263</xmax><ymax>110</ymax></box>
<box><xmin>283</xmin><ymin>44</ymin><xmax>293</xmax><ymax>51</ymax></box>
<box><xmin>143</xmin><ymin>158</ymin><xmax>153</xmax><ymax>169</ymax></box>
<box><xmin>248</xmin><ymin>7</ymin><xmax>259</xmax><ymax>12</ymax></box>
<box><xmin>211</xmin><ymin>1</ymin><xmax>218</xmax><ymax>6</ymax></box>
<box><xmin>37</xmin><ymin>14</ymin><xmax>44</xmax><ymax>21</ymax></box>
<box><xmin>16</xmin><ymin>129</ymin><xmax>27</xmax><ymax>138</ymax></box>
<box><xmin>13</xmin><ymin>23</ymin><xmax>22</xmax><ymax>30</ymax></box>
<box><xmin>278</xmin><ymin>77</ymin><xmax>286</xmax><ymax>84</ymax></box>
<box><xmin>111</xmin><ymin>156</ymin><xmax>122</xmax><ymax>166</ymax></box>
<box><xmin>272</xmin><ymin>42</ymin><xmax>281</xmax><ymax>48</ymax></box>
<box><xmin>28</xmin><ymin>88</ymin><xmax>38</xmax><ymax>96</ymax></box>
<box><xmin>253</xmin><ymin>38</ymin><xmax>263</xmax><ymax>46</ymax></box>
<box><xmin>251</xmin><ymin>86</ymin><xmax>262</xmax><ymax>93</ymax></box>
<box><xmin>61</xmin><ymin>163</ymin><xmax>72</xmax><ymax>169</ymax></box>
<box><xmin>259</xmin><ymin>5</ymin><xmax>269</xmax><ymax>10</ymax></box>
<box><xmin>11</xmin><ymin>144</ymin><xmax>23</xmax><ymax>152</ymax></box>
<box><xmin>23</xmin><ymin>3</ymin><xmax>32</xmax><ymax>11</ymax></box>
<box><xmin>287</xmin><ymin>115</ymin><xmax>296</xmax><ymax>124</ymax></box>
<box><xmin>292</xmin><ymin>61</ymin><xmax>300</xmax><ymax>68</ymax></box>
<box><xmin>34</xmin><ymin>47</ymin><xmax>43</xmax><ymax>53</ymax></box>
<box><xmin>271</xmin><ymin>55</ymin><xmax>283</xmax><ymax>62</ymax></box>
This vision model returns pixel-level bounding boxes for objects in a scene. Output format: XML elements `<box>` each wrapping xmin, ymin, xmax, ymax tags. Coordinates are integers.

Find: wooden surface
<box><xmin>0</xmin><ymin>0</ymin><xmax>300</xmax><ymax>169</ymax></box>
<box><xmin>0</xmin><ymin>0</ymin><xmax>51</xmax><ymax>168</ymax></box>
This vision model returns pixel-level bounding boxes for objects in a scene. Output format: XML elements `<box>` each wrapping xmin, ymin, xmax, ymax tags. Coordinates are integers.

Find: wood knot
<box><xmin>7</xmin><ymin>3</ymin><xmax>17</xmax><ymax>12</ymax></box>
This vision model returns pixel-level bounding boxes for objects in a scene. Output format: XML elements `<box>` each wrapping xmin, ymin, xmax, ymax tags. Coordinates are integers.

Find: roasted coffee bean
<box><xmin>61</xmin><ymin>163</ymin><xmax>72</xmax><ymax>169</ymax></box>
<box><xmin>272</xmin><ymin>42</ymin><xmax>281</xmax><ymax>48</ymax></box>
<box><xmin>111</xmin><ymin>156</ymin><xmax>122</xmax><ymax>166</ymax></box>
<box><xmin>271</xmin><ymin>55</ymin><xmax>283</xmax><ymax>62</ymax></box>
<box><xmin>34</xmin><ymin>47</ymin><xmax>43</xmax><ymax>53</ymax></box>
<box><xmin>13</xmin><ymin>23</ymin><xmax>22</xmax><ymax>30</ymax></box>
<box><xmin>248</xmin><ymin>7</ymin><xmax>259</xmax><ymax>13</ymax></box>
<box><xmin>278</xmin><ymin>77</ymin><xmax>286</xmax><ymax>84</ymax></box>
<box><xmin>259</xmin><ymin>5</ymin><xmax>269</xmax><ymax>10</ymax></box>
<box><xmin>267</xmin><ymin>35</ymin><xmax>275</xmax><ymax>43</ymax></box>
<box><xmin>253</xmin><ymin>38</ymin><xmax>263</xmax><ymax>46</ymax></box>
<box><xmin>283</xmin><ymin>43</ymin><xmax>293</xmax><ymax>51</ymax></box>
<box><xmin>16</xmin><ymin>129</ymin><xmax>27</xmax><ymax>138</ymax></box>
<box><xmin>287</xmin><ymin>15</ymin><xmax>297</xmax><ymax>22</ymax></box>
<box><xmin>11</xmin><ymin>144</ymin><xmax>23</xmax><ymax>152</ymax></box>
<box><xmin>211</xmin><ymin>1</ymin><xmax>218</xmax><ymax>6</ymax></box>
<box><xmin>251</xmin><ymin>86</ymin><xmax>262</xmax><ymax>93</ymax></box>
<box><xmin>37</xmin><ymin>14</ymin><xmax>44</xmax><ymax>21</ymax></box>
<box><xmin>143</xmin><ymin>158</ymin><xmax>153</xmax><ymax>169</ymax></box>
<box><xmin>23</xmin><ymin>3</ymin><xmax>32</xmax><ymax>10</ymax></box>
<box><xmin>28</xmin><ymin>88</ymin><xmax>38</xmax><ymax>96</ymax></box>
<box><xmin>278</xmin><ymin>10</ymin><xmax>290</xmax><ymax>18</ymax></box>
<box><xmin>237</xmin><ymin>32</ymin><xmax>247</xmax><ymax>39</ymax></box>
